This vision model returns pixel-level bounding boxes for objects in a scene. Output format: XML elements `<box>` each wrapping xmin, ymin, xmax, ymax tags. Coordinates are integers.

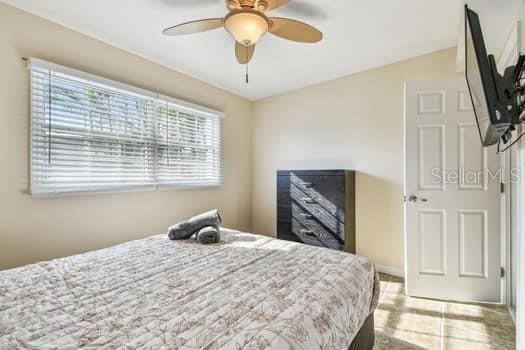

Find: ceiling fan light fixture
<box><xmin>225</xmin><ymin>10</ymin><xmax>269</xmax><ymax>46</ymax></box>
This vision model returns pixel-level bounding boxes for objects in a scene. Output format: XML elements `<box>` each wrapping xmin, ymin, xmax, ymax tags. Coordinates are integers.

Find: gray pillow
<box><xmin>197</xmin><ymin>226</ymin><xmax>220</xmax><ymax>244</ymax></box>
<box><xmin>168</xmin><ymin>209</ymin><xmax>222</xmax><ymax>240</ymax></box>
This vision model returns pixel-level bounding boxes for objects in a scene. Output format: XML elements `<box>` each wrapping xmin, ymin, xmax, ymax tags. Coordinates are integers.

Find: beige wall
<box><xmin>0</xmin><ymin>3</ymin><xmax>465</xmax><ymax>272</ymax></box>
<box><xmin>251</xmin><ymin>48</ymin><xmax>461</xmax><ymax>270</ymax></box>
<box><xmin>0</xmin><ymin>3</ymin><xmax>252</xmax><ymax>270</ymax></box>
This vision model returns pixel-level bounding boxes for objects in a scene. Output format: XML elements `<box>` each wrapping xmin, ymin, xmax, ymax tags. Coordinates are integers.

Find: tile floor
<box><xmin>374</xmin><ymin>274</ymin><xmax>515</xmax><ymax>350</ymax></box>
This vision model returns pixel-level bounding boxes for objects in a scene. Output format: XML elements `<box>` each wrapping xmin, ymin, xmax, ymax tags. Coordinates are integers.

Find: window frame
<box><xmin>155</xmin><ymin>95</ymin><xmax>223</xmax><ymax>189</ymax></box>
<box><xmin>28</xmin><ymin>58</ymin><xmax>224</xmax><ymax>197</ymax></box>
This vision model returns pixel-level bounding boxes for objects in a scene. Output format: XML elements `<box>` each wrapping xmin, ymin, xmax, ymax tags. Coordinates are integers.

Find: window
<box><xmin>156</xmin><ymin>100</ymin><xmax>222</xmax><ymax>187</ymax></box>
<box><xmin>29</xmin><ymin>58</ymin><xmax>223</xmax><ymax>196</ymax></box>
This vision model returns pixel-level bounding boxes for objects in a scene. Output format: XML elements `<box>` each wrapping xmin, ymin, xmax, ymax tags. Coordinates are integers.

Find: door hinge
<box><xmin>501</xmin><ymin>267</ymin><xmax>505</xmax><ymax>278</ymax></box>
<box><xmin>500</xmin><ymin>182</ymin><xmax>505</xmax><ymax>194</ymax></box>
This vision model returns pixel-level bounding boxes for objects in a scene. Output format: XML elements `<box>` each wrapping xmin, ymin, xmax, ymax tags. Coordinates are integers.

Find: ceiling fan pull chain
<box><xmin>245</xmin><ymin>63</ymin><xmax>249</xmax><ymax>84</ymax></box>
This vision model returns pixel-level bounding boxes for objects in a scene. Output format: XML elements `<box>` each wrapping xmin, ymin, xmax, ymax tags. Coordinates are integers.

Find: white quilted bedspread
<box><xmin>0</xmin><ymin>229</ymin><xmax>379</xmax><ymax>350</ymax></box>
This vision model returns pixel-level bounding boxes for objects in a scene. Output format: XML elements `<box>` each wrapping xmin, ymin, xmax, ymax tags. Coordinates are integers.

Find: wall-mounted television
<box><xmin>464</xmin><ymin>5</ymin><xmax>524</xmax><ymax>148</ymax></box>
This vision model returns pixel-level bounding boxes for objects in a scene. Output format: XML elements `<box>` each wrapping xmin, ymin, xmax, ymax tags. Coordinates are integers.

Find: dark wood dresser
<box><xmin>277</xmin><ymin>170</ymin><xmax>356</xmax><ymax>253</ymax></box>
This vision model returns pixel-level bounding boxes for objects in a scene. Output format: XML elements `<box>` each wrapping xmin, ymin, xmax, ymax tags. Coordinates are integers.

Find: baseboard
<box><xmin>375</xmin><ymin>263</ymin><xmax>405</xmax><ymax>278</ymax></box>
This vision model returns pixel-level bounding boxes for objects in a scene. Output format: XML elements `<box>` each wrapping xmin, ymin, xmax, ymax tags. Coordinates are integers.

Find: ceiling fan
<box><xmin>162</xmin><ymin>0</ymin><xmax>323</xmax><ymax>65</ymax></box>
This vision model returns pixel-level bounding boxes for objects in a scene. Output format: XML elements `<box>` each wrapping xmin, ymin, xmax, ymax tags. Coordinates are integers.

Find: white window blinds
<box><xmin>29</xmin><ymin>58</ymin><xmax>223</xmax><ymax>196</ymax></box>
<box><xmin>156</xmin><ymin>99</ymin><xmax>223</xmax><ymax>187</ymax></box>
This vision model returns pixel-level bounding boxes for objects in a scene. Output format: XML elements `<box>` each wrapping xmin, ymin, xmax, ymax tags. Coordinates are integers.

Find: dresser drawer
<box><xmin>278</xmin><ymin>219</ymin><xmax>319</xmax><ymax>247</ymax></box>
<box><xmin>277</xmin><ymin>218</ymin><xmax>344</xmax><ymax>251</ymax></box>
<box><xmin>277</xmin><ymin>204</ymin><xmax>345</xmax><ymax>238</ymax></box>
<box><xmin>279</xmin><ymin>173</ymin><xmax>345</xmax><ymax>198</ymax></box>
<box><xmin>291</xmin><ymin>174</ymin><xmax>344</xmax><ymax>215</ymax></box>
<box><xmin>278</xmin><ymin>189</ymin><xmax>344</xmax><ymax>219</ymax></box>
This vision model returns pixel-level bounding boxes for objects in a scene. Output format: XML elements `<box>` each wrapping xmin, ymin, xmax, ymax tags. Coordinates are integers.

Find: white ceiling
<box><xmin>2</xmin><ymin>0</ymin><xmax>464</xmax><ymax>100</ymax></box>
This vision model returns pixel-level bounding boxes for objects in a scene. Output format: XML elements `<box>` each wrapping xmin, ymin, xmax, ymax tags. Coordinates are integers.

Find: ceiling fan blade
<box><xmin>269</xmin><ymin>17</ymin><xmax>322</xmax><ymax>43</ymax></box>
<box><xmin>162</xmin><ymin>18</ymin><xmax>223</xmax><ymax>36</ymax></box>
<box><xmin>235</xmin><ymin>42</ymin><xmax>255</xmax><ymax>64</ymax></box>
<box><xmin>264</xmin><ymin>0</ymin><xmax>289</xmax><ymax>12</ymax></box>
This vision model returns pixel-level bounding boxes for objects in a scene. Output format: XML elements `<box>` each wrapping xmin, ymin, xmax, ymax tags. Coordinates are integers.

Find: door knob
<box><xmin>407</xmin><ymin>195</ymin><xmax>428</xmax><ymax>203</ymax></box>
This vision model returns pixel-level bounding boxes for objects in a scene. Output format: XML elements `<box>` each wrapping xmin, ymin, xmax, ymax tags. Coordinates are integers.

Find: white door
<box><xmin>405</xmin><ymin>78</ymin><xmax>501</xmax><ymax>302</ymax></box>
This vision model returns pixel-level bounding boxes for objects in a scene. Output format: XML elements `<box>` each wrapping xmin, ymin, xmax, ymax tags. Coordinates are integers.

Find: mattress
<box><xmin>0</xmin><ymin>229</ymin><xmax>379</xmax><ymax>349</ymax></box>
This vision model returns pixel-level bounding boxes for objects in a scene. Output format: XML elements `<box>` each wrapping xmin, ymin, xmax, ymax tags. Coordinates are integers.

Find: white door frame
<box><xmin>517</xmin><ymin>20</ymin><xmax>525</xmax><ymax>350</ymax></box>
<box><xmin>517</xmin><ymin>71</ymin><xmax>525</xmax><ymax>350</ymax></box>
<box><xmin>497</xmin><ymin>20</ymin><xmax>523</xmax><ymax>349</ymax></box>
<box><xmin>516</xmin><ymin>125</ymin><xmax>525</xmax><ymax>350</ymax></box>
<box><xmin>498</xmin><ymin>21</ymin><xmax>521</xmax><ymax>307</ymax></box>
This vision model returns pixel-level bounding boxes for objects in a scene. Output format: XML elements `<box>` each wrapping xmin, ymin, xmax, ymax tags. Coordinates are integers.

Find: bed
<box><xmin>0</xmin><ymin>229</ymin><xmax>379</xmax><ymax>349</ymax></box>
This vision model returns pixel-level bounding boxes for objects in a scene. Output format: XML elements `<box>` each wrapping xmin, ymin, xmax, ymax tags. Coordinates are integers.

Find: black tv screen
<box><xmin>465</xmin><ymin>6</ymin><xmax>510</xmax><ymax>146</ymax></box>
